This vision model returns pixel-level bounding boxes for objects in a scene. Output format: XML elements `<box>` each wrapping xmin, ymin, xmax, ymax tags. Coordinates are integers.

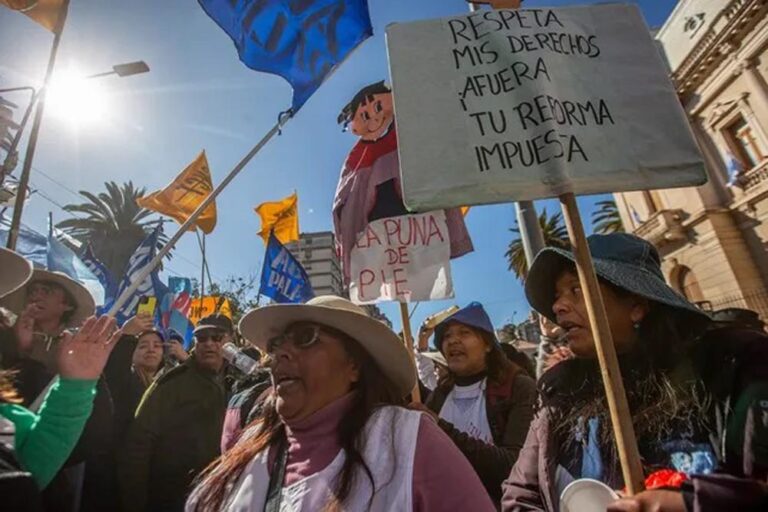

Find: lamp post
<box><xmin>2</xmin><ymin>60</ymin><xmax>150</xmax><ymax>250</ymax></box>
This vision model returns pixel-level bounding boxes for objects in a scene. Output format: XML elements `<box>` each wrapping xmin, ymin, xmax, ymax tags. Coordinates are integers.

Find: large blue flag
<box><xmin>47</xmin><ymin>236</ymin><xmax>106</xmax><ymax>306</ymax></box>
<box><xmin>113</xmin><ymin>226</ymin><xmax>168</xmax><ymax>324</ymax></box>
<box><xmin>260</xmin><ymin>231</ymin><xmax>315</xmax><ymax>303</ymax></box>
<box><xmin>81</xmin><ymin>244</ymin><xmax>117</xmax><ymax>301</ymax></box>
<box><xmin>198</xmin><ymin>0</ymin><xmax>373</xmax><ymax>111</ymax></box>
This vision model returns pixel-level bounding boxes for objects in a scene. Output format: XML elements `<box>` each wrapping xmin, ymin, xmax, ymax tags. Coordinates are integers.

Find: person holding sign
<box><xmin>502</xmin><ymin>233</ymin><xmax>768</xmax><ymax>512</ymax></box>
<box><xmin>411</xmin><ymin>302</ymin><xmax>536</xmax><ymax>504</ymax></box>
<box><xmin>188</xmin><ymin>296</ymin><xmax>495</xmax><ymax>511</ymax></box>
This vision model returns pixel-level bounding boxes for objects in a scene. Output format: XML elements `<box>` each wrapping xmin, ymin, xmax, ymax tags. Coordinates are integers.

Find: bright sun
<box><xmin>45</xmin><ymin>68</ymin><xmax>110</xmax><ymax>126</ymax></box>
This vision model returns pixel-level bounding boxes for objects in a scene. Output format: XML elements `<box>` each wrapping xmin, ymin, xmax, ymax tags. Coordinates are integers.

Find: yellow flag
<box><xmin>137</xmin><ymin>151</ymin><xmax>217</xmax><ymax>234</ymax></box>
<box><xmin>255</xmin><ymin>192</ymin><xmax>299</xmax><ymax>245</ymax></box>
<box><xmin>461</xmin><ymin>206</ymin><xmax>470</xmax><ymax>216</ymax></box>
<box><xmin>188</xmin><ymin>296</ymin><xmax>232</xmax><ymax>325</ymax></box>
<box><xmin>1</xmin><ymin>0</ymin><xmax>66</xmax><ymax>32</ymax></box>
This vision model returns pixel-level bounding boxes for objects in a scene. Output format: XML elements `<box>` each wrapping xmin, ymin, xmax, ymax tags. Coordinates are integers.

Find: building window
<box><xmin>725</xmin><ymin>116</ymin><xmax>764</xmax><ymax>169</ymax></box>
<box><xmin>678</xmin><ymin>266</ymin><xmax>704</xmax><ymax>303</ymax></box>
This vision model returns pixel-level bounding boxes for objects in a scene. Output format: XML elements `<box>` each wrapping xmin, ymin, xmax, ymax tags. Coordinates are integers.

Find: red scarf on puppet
<box><xmin>332</xmin><ymin>81</ymin><xmax>473</xmax><ymax>282</ymax></box>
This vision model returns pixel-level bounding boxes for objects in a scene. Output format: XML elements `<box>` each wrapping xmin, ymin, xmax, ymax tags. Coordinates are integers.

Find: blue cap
<box><xmin>434</xmin><ymin>302</ymin><xmax>500</xmax><ymax>353</ymax></box>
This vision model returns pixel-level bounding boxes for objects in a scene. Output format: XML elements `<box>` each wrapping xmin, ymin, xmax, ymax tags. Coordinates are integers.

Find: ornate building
<box><xmin>615</xmin><ymin>0</ymin><xmax>768</xmax><ymax>316</ymax></box>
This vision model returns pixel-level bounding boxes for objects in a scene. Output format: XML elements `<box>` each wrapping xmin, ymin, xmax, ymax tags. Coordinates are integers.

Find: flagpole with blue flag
<box><xmin>109</xmin><ymin>0</ymin><xmax>372</xmax><ymax>316</ymax></box>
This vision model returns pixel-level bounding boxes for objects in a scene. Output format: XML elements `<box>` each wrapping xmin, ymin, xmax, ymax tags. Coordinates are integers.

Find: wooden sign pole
<box><xmin>399</xmin><ymin>301</ymin><xmax>422</xmax><ymax>403</ymax></box>
<box><xmin>559</xmin><ymin>192</ymin><xmax>645</xmax><ymax>494</ymax></box>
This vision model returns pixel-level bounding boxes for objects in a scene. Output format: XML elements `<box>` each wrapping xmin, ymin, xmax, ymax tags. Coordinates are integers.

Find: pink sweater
<box><xmin>268</xmin><ymin>393</ymin><xmax>495</xmax><ymax>511</ymax></box>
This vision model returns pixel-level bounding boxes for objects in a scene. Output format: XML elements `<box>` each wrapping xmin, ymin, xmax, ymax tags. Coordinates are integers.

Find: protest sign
<box><xmin>386</xmin><ymin>4</ymin><xmax>707</xmax><ymax>211</ymax></box>
<box><xmin>188</xmin><ymin>296</ymin><xmax>232</xmax><ymax>325</ymax></box>
<box><xmin>349</xmin><ymin>211</ymin><xmax>453</xmax><ymax>304</ymax></box>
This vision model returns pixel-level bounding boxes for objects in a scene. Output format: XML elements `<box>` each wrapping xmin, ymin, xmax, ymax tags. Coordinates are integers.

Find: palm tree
<box><xmin>505</xmin><ymin>209</ymin><xmax>569</xmax><ymax>281</ymax></box>
<box><xmin>591</xmin><ymin>199</ymin><xmax>625</xmax><ymax>234</ymax></box>
<box><xmin>56</xmin><ymin>181</ymin><xmax>161</xmax><ymax>278</ymax></box>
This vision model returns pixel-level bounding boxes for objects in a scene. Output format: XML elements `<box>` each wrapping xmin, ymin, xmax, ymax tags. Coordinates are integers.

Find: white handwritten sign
<box><xmin>349</xmin><ymin>211</ymin><xmax>454</xmax><ymax>304</ymax></box>
<box><xmin>386</xmin><ymin>4</ymin><xmax>707</xmax><ymax>211</ymax></box>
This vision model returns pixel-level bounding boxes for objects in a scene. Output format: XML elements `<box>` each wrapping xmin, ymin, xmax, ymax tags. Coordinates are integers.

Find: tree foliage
<box><xmin>591</xmin><ymin>199</ymin><xmax>625</xmax><ymax>234</ymax></box>
<box><xmin>505</xmin><ymin>209</ymin><xmax>569</xmax><ymax>281</ymax></box>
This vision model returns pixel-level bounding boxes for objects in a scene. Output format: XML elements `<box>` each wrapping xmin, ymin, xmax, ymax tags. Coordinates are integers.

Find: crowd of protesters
<box><xmin>1</xmin><ymin>233</ymin><xmax>768</xmax><ymax>511</ymax></box>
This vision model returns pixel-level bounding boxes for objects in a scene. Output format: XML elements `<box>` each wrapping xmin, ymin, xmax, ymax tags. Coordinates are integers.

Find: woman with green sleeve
<box><xmin>0</xmin><ymin>248</ymin><xmax>121</xmax><ymax>492</ymax></box>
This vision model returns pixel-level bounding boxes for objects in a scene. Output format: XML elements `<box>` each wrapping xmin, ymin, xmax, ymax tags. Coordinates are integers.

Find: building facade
<box><xmin>614</xmin><ymin>0</ymin><xmax>768</xmax><ymax>317</ymax></box>
<box><xmin>284</xmin><ymin>231</ymin><xmax>345</xmax><ymax>297</ymax></box>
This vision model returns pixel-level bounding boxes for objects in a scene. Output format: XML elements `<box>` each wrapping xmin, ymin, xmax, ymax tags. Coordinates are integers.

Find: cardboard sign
<box><xmin>386</xmin><ymin>4</ymin><xmax>707</xmax><ymax>211</ymax></box>
<box><xmin>349</xmin><ymin>211</ymin><xmax>454</xmax><ymax>304</ymax></box>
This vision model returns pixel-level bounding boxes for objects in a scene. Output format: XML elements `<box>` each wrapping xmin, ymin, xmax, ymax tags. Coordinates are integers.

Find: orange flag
<box><xmin>137</xmin><ymin>151</ymin><xmax>217</xmax><ymax>234</ymax></box>
<box><xmin>255</xmin><ymin>192</ymin><xmax>299</xmax><ymax>245</ymax></box>
<box><xmin>1</xmin><ymin>0</ymin><xmax>66</xmax><ymax>32</ymax></box>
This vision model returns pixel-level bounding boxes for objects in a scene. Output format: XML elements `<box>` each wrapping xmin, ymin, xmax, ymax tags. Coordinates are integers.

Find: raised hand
<box><xmin>166</xmin><ymin>339</ymin><xmax>189</xmax><ymax>362</ymax></box>
<box><xmin>14</xmin><ymin>303</ymin><xmax>41</xmax><ymax>353</ymax></box>
<box><xmin>57</xmin><ymin>316</ymin><xmax>121</xmax><ymax>380</ymax></box>
<box><xmin>123</xmin><ymin>313</ymin><xmax>155</xmax><ymax>337</ymax></box>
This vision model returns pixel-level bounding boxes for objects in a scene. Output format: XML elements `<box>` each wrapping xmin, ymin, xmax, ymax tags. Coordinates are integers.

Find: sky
<box><xmin>0</xmin><ymin>0</ymin><xmax>678</xmax><ymax>337</ymax></box>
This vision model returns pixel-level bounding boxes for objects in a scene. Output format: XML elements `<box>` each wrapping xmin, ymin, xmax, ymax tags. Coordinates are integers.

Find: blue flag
<box><xmin>260</xmin><ymin>231</ymin><xmax>315</xmax><ymax>303</ymax></box>
<box><xmin>47</xmin><ymin>236</ymin><xmax>106</xmax><ymax>306</ymax></box>
<box><xmin>81</xmin><ymin>244</ymin><xmax>117</xmax><ymax>301</ymax></box>
<box><xmin>198</xmin><ymin>0</ymin><xmax>373</xmax><ymax>111</ymax></box>
<box><xmin>113</xmin><ymin>226</ymin><xmax>168</xmax><ymax>324</ymax></box>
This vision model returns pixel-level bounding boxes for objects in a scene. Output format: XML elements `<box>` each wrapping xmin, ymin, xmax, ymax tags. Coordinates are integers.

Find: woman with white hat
<box><xmin>0</xmin><ymin>248</ymin><xmax>120</xmax><ymax>497</ymax></box>
<box><xmin>187</xmin><ymin>295</ymin><xmax>495</xmax><ymax>511</ymax></box>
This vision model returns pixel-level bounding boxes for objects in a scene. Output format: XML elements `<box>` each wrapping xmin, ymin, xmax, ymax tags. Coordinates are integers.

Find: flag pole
<box><xmin>108</xmin><ymin>115</ymin><xmax>291</xmax><ymax>316</ymax></box>
<box><xmin>195</xmin><ymin>229</ymin><xmax>213</xmax><ymax>286</ymax></box>
<box><xmin>199</xmin><ymin>232</ymin><xmax>206</xmax><ymax>313</ymax></box>
<box><xmin>6</xmin><ymin>0</ymin><xmax>71</xmax><ymax>250</ymax></box>
<box><xmin>559</xmin><ymin>192</ymin><xmax>645</xmax><ymax>494</ymax></box>
<box><xmin>399</xmin><ymin>301</ymin><xmax>421</xmax><ymax>403</ymax></box>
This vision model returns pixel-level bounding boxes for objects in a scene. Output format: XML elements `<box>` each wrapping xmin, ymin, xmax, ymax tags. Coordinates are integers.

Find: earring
<box><xmin>633</xmin><ymin>322</ymin><xmax>641</xmax><ymax>330</ymax></box>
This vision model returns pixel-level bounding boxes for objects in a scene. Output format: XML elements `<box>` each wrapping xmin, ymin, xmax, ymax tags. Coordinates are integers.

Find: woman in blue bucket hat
<box><xmin>502</xmin><ymin>233</ymin><xmax>768</xmax><ymax>512</ymax></box>
<box><xmin>412</xmin><ymin>301</ymin><xmax>537</xmax><ymax>504</ymax></box>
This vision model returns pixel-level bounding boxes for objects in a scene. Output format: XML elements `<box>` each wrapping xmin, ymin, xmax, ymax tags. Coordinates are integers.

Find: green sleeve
<box><xmin>0</xmin><ymin>377</ymin><xmax>97</xmax><ymax>489</ymax></box>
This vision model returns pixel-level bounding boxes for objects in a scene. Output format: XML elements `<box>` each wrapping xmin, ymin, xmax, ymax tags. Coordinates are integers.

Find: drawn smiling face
<box><xmin>349</xmin><ymin>92</ymin><xmax>394</xmax><ymax>142</ymax></box>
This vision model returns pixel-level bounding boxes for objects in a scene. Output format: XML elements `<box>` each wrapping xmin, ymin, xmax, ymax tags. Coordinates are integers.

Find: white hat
<box><xmin>0</xmin><ymin>248</ymin><xmax>33</xmax><ymax>299</ymax></box>
<box><xmin>1</xmin><ymin>269</ymin><xmax>96</xmax><ymax>328</ymax></box>
<box><xmin>239</xmin><ymin>295</ymin><xmax>416</xmax><ymax>397</ymax></box>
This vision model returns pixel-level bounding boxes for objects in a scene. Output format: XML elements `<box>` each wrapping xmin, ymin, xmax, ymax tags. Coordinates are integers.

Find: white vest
<box><xmin>438</xmin><ymin>378</ymin><xmax>494</xmax><ymax>444</ymax></box>
<box><xmin>219</xmin><ymin>406</ymin><xmax>421</xmax><ymax>512</ymax></box>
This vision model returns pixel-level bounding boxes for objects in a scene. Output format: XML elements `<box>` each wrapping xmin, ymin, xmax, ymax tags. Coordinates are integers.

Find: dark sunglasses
<box><xmin>195</xmin><ymin>331</ymin><xmax>225</xmax><ymax>343</ymax></box>
<box><xmin>267</xmin><ymin>323</ymin><xmax>324</xmax><ymax>355</ymax></box>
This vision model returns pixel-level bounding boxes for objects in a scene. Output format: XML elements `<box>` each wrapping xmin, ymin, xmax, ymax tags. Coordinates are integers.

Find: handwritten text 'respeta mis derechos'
<box><xmin>447</xmin><ymin>9</ymin><xmax>615</xmax><ymax>173</ymax></box>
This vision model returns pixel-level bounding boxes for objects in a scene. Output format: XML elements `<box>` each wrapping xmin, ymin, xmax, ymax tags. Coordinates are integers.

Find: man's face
<box><xmin>349</xmin><ymin>92</ymin><xmax>394</xmax><ymax>142</ymax></box>
<box><xmin>194</xmin><ymin>328</ymin><xmax>228</xmax><ymax>372</ymax></box>
<box><xmin>25</xmin><ymin>281</ymin><xmax>73</xmax><ymax>326</ymax></box>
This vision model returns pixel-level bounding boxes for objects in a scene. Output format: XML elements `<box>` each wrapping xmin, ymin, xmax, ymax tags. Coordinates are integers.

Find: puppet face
<box><xmin>349</xmin><ymin>92</ymin><xmax>394</xmax><ymax>142</ymax></box>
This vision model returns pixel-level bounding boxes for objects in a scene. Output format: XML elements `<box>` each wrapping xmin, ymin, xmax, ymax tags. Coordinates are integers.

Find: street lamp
<box><xmin>1</xmin><ymin>60</ymin><xmax>150</xmax><ymax>249</ymax></box>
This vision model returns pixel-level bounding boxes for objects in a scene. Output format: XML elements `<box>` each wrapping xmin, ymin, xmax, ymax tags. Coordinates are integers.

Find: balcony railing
<box><xmin>633</xmin><ymin>209</ymin><xmax>686</xmax><ymax>246</ymax></box>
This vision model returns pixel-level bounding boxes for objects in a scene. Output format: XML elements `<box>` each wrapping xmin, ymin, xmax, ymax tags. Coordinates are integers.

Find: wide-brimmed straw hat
<box><xmin>0</xmin><ymin>248</ymin><xmax>33</xmax><ymax>300</ymax></box>
<box><xmin>239</xmin><ymin>295</ymin><xmax>416</xmax><ymax>396</ymax></box>
<box><xmin>525</xmin><ymin>233</ymin><xmax>709</xmax><ymax>322</ymax></box>
<box><xmin>1</xmin><ymin>269</ymin><xmax>96</xmax><ymax>328</ymax></box>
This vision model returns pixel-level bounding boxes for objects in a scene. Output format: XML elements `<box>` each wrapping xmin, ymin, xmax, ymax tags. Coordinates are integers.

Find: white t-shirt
<box><xmin>438</xmin><ymin>378</ymin><xmax>494</xmax><ymax>444</ymax></box>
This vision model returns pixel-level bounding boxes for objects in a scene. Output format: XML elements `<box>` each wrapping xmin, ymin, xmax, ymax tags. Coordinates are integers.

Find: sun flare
<box><xmin>45</xmin><ymin>68</ymin><xmax>110</xmax><ymax>126</ymax></box>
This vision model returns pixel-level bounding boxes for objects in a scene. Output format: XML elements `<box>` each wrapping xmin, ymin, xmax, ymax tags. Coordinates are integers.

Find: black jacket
<box><xmin>118</xmin><ymin>357</ymin><xmax>230</xmax><ymax>512</ymax></box>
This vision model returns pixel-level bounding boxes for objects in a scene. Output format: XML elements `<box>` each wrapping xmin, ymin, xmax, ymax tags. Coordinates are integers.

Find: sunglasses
<box><xmin>195</xmin><ymin>331</ymin><xmax>225</xmax><ymax>343</ymax></box>
<box><xmin>266</xmin><ymin>323</ymin><xmax>324</xmax><ymax>355</ymax></box>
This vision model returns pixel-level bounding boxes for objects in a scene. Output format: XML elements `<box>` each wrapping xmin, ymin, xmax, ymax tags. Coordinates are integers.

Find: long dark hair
<box><xmin>189</xmin><ymin>333</ymin><xmax>405</xmax><ymax>510</ymax></box>
<box><xmin>544</xmin><ymin>282</ymin><xmax>712</xmax><ymax>485</ymax></box>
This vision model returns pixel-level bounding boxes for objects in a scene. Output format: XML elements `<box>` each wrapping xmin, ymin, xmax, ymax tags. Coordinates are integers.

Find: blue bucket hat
<box><xmin>434</xmin><ymin>302</ymin><xmax>501</xmax><ymax>353</ymax></box>
<box><xmin>525</xmin><ymin>233</ymin><xmax>709</xmax><ymax>322</ymax></box>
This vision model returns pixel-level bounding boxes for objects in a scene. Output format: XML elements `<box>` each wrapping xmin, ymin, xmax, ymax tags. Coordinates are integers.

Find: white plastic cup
<box><xmin>560</xmin><ymin>478</ymin><xmax>620</xmax><ymax>512</ymax></box>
